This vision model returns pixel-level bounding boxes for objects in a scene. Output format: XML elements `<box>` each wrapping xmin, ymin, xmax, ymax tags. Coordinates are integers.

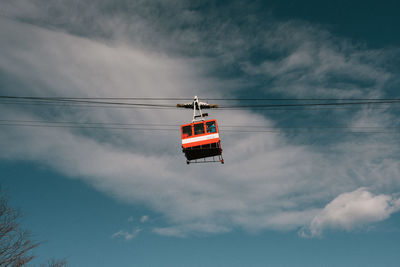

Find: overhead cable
<box><xmin>1</xmin><ymin>96</ymin><xmax>400</xmax><ymax>101</ymax></box>
<box><xmin>0</xmin><ymin>119</ymin><xmax>398</xmax><ymax>134</ymax></box>
<box><xmin>1</xmin><ymin>96</ymin><xmax>400</xmax><ymax>110</ymax></box>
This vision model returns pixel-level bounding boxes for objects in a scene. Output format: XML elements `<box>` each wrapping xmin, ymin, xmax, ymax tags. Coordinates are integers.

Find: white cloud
<box><xmin>0</xmin><ymin>1</ymin><xmax>400</xmax><ymax>238</ymax></box>
<box><xmin>140</xmin><ymin>215</ymin><xmax>149</xmax><ymax>223</ymax></box>
<box><xmin>301</xmin><ymin>188</ymin><xmax>400</xmax><ymax>237</ymax></box>
<box><xmin>112</xmin><ymin>228</ymin><xmax>142</xmax><ymax>241</ymax></box>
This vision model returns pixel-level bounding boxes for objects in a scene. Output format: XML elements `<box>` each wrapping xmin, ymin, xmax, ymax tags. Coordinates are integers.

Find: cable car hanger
<box><xmin>176</xmin><ymin>96</ymin><xmax>219</xmax><ymax>122</ymax></box>
<box><xmin>177</xmin><ymin>96</ymin><xmax>224</xmax><ymax>165</ymax></box>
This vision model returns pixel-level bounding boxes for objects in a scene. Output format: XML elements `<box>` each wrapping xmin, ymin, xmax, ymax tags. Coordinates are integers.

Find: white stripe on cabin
<box><xmin>182</xmin><ymin>133</ymin><xmax>219</xmax><ymax>145</ymax></box>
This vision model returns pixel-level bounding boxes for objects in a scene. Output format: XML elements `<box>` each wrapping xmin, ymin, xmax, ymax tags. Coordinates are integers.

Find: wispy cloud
<box><xmin>112</xmin><ymin>228</ymin><xmax>142</xmax><ymax>241</ymax></box>
<box><xmin>0</xmin><ymin>1</ymin><xmax>399</xmax><ymax>238</ymax></box>
<box><xmin>140</xmin><ymin>215</ymin><xmax>149</xmax><ymax>223</ymax></box>
<box><xmin>241</xmin><ymin>21</ymin><xmax>394</xmax><ymax>98</ymax></box>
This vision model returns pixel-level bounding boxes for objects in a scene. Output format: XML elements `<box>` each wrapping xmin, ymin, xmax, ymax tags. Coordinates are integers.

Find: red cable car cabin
<box><xmin>181</xmin><ymin>119</ymin><xmax>223</xmax><ymax>163</ymax></box>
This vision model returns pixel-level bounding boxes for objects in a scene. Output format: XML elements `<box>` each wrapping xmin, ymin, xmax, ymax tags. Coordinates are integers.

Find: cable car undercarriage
<box><xmin>183</xmin><ymin>143</ymin><xmax>224</xmax><ymax>164</ymax></box>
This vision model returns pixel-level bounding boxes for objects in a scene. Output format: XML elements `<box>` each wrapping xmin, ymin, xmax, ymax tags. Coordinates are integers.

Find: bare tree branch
<box><xmin>0</xmin><ymin>191</ymin><xmax>39</xmax><ymax>266</ymax></box>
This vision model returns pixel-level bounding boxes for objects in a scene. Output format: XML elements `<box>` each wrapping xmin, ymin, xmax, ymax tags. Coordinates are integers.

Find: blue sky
<box><xmin>1</xmin><ymin>0</ymin><xmax>400</xmax><ymax>266</ymax></box>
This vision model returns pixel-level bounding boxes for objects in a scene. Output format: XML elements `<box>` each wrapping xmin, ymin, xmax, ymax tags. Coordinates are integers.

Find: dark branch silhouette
<box><xmin>0</xmin><ymin>192</ymin><xmax>39</xmax><ymax>266</ymax></box>
<box><xmin>0</xmin><ymin>191</ymin><xmax>68</xmax><ymax>266</ymax></box>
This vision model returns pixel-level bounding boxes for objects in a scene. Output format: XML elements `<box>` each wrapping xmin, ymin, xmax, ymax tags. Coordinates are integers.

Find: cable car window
<box><xmin>194</xmin><ymin>123</ymin><xmax>205</xmax><ymax>135</ymax></box>
<box><xmin>182</xmin><ymin>125</ymin><xmax>192</xmax><ymax>138</ymax></box>
<box><xmin>206</xmin><ymin>121</ymin><xmax>217</xmax><ymax>133</ymax></box>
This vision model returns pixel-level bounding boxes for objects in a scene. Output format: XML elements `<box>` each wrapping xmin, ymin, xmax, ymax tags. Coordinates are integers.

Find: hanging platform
<box><xmin>183</xmin><ymin>142</ymin><xmax>224</xmax><ymax>164</ymax></box>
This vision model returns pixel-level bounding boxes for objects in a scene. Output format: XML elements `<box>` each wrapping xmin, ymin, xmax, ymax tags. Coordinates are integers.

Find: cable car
<box><xmin>177</xmin><ymin>96</ymin><xmax>224</xmax><ymax>164</ymax></box>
